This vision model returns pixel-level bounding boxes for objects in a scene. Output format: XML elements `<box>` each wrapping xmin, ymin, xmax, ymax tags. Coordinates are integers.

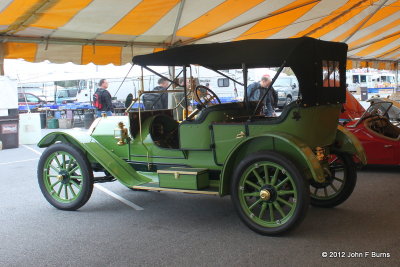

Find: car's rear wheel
<box><xmin>38</xmin><ymin>143</ymin><xmax>94</xmax><ymax>210</ymax></box>
<box><xmin>310</xmin><ymin>152</ymin><xmax>356</xmax><ymax>208</ymax></box>
<box><xmin>231</xmin><ymin>151</ymin><xmax>309</xmax><ymax>235</ymax></box>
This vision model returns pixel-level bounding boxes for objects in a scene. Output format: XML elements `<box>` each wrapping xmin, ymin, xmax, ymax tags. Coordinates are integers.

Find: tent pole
<box><xmin>376</xmin><ymin>46</ymin><xmax>400</xmax><ymax>59</ymax></box>
<box><xmin>0</xmin><ymin>36</ymin><xmax>163</xmax><ymax>49</ymax></box>
<box><xmin>0</xmin><ymin>42</ymin><xmax>4</xmax><ymax>75</ymax></box>
<box><xmin>171</xmin><ymin>0</ymin><xmax>186</xmax><ymax>46</ymax></box>
<box><xmin>304</xmin><ymin>0</ymin><xmax>371</xmax><ymax>37</ymax></box>
<box><xmin>349</xmin><ymin>31</ymin><xmax>400</xmax><ymax>52</ymax></box>
<box><xmin>343</xmin><ymin>0</ymin><xmax>390</xmax><ymax>43</ymax></box>
<box><xmin>2</xmin><ymin>0</ymin><xmax>61</xmax><ymax>35</ymax></box>
<box><xmin>183</xmin><ymin>66</ymin><xmax>188</xmax><ymax>119</ymax></box>
<box><xmin>180</xmin><ymin>0</ymin><xmax>320</xmax><ymax>45</ymax></box>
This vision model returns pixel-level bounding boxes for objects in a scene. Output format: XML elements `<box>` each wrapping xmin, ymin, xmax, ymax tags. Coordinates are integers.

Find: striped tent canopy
<box><xmin>0</xmin><ymin>0</ymin><xmax>399</xmax><ymax>69</ymax></box>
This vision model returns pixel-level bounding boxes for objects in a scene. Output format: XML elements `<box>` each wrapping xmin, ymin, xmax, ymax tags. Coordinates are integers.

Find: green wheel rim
<box><xmin>42</xmin><ymin>151</ymin><xmax>84</xmax><ymax>203</ymax></box>
<box><xmin>238</xmin><ymin>161</ymin><xmax>298</xmax><ymax>228</ymax></box>
<box><xmin>310</xmin><ymin>155</ymin><xmax>346</xmax><ymax>200</ymax></box>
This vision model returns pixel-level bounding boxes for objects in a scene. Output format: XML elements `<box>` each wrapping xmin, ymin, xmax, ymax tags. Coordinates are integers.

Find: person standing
<box><xmin>94</xmin><ymin>79</ymin><xmax>113</xmax><ymax>117</ymax></box>
<box><xmin>247</xmin><ymin>74</ymin><xmax>278</xmax><ymax>116</ymax></box>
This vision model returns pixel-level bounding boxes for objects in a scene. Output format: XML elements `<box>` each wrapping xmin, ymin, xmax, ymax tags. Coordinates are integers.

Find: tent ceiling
<box><xmin>0</xmin><ymin>0</ymin><xmax>399</xmax><ymax>68</ymax></box>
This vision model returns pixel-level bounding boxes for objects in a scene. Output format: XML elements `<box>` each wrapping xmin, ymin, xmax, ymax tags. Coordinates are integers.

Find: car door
<box><xmin>358</xmin><ymin>128</ymin><xmax>397</xmax><ymax>165</ymax></box>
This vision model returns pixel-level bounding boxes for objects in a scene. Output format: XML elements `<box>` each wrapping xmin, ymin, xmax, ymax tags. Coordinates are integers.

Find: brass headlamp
<box><xmin>114</xmin><ymin>122</ymin><xmax>129</xmax><ymax>145</ymax></box>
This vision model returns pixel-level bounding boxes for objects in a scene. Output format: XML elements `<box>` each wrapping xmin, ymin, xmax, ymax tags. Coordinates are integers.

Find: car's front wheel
<box><xmin>231</xmin><ymin>151</ymin><xmax>309</xmax><ymax>235</ymax></box>
<box><xmin>38</xmin><ymin>143</ymin><xmax>94</xmax><ymax>210</ymax></box>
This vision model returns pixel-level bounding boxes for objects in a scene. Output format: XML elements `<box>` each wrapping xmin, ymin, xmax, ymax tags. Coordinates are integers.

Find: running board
<box><xmin>94</xmin><ymin>176</ymin><xmax>116</xmax><ymax>183</ymax></box>
<box><xmin>131</xmin><ymin>185</ymin><xmax>219</xmax><ymax>195</ymax></box>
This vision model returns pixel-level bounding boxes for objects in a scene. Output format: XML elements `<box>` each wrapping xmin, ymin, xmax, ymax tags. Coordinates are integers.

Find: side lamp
<box><xmin>114</xmin><ymin>122</ymin><xmax>130</xmax><ymax>145</ymax></box>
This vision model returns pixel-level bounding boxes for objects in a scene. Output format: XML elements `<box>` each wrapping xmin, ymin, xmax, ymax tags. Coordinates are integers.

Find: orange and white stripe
<box><xmin>0</xmin><ymin>0</ymin><xmax>398</xmax><ymax>69</ymax></box>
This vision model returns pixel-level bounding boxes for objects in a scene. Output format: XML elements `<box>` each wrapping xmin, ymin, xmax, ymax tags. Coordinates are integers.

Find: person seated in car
<box><xmin>143</xmin><ymin>78</ymin><xmax>170</xmax><ymax>110</ymax></box>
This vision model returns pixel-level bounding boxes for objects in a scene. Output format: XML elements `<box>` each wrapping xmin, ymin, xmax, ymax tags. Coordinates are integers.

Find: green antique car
<box><xmin>37</xmin><ymin>37</ymin><xmax>366</xmax><ymax>235</ymax></box>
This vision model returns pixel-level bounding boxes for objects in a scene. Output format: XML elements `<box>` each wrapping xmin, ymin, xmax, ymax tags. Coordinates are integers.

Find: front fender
<box><xmin>38</xmin><ymin>131</ymin><xmax>93</xmax><ymax>149</ymax></box>
<box><xmin>334</xmin><ymin>125</ymin><xmax>367</xmax><ymax>165</ymax></box>
<box><xmin>38</xmin><ymin>132</ymin><xmax>151</xmax><ymax>187</ymax></box>
<box><xmin>219</xmin><ymin>132</ymin><xmax>325</xmax><ymax>196</ymax></box>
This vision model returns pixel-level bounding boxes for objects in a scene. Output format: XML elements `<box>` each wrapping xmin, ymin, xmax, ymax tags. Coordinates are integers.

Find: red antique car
<box><xmin>344</xmin><ymin>101</ymin><xmax>400</xmax><ymax>165</ymax></box>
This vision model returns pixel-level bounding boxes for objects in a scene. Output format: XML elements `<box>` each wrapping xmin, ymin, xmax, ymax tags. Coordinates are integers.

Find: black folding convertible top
<box><xmin>133</xmin><ymin>37</ymin><xmax>348</xmax><ymax>106</ymax></box>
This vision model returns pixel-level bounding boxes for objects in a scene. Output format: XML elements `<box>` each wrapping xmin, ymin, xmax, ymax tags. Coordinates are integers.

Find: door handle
<box><xmin>384</xmin><ymin>145</ymin><xmax>393</xmax><ymax>148</ymax></box>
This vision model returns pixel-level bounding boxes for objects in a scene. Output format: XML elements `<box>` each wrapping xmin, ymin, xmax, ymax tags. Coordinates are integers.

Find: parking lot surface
<box><xmin>0</xmin><ymin>128</ymin><xmax>399</xmax><ymax>266</ymax></box>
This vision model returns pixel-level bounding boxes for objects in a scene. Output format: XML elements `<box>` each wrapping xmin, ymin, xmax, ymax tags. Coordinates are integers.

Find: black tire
<box><xmin>38</xmin><ymin>143</ymin><xmax>94</xmax><ymax>210</ymax></box>
<box><xmin>231</xmin><ymin>151</ymin><xmax>309</xmax><ymax>235</ymax></box>
<box><xmin>310</xmin><ymin>152</ymin><xmax>357</xmax><ymax>208</ymax></box>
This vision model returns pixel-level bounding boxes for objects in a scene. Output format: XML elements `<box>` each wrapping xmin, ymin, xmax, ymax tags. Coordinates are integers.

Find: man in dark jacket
<box><xmin>246</xmin><ymin>74</ymin><xmax>278</xmax><ymax>116</ymax></box>
<box><xmin>95</xmin><ymin>79</ymin><xmax>113</xmax><ymax>117</ymax></box>
<box><xmin>143</xmin><ymin>78</ymin><xmax>169</xmax><ymax>110</ymax></box>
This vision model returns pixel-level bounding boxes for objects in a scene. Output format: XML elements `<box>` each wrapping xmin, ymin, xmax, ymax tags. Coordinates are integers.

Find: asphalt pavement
<box><xmin>0</xmin><ymin>128</ymin><xmax>399</xmax><ymax>266</ymax></box>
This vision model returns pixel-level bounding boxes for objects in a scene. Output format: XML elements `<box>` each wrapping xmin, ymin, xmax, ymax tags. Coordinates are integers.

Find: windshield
<box><xmin>357</xmin><ymin>102</ymin><xmax>393</xmax><ymax>124</ymax></box>
<box><xmin>369</xmin><ymin>99</ymin><xmax>400</xmax><ymax>121</ymax></box>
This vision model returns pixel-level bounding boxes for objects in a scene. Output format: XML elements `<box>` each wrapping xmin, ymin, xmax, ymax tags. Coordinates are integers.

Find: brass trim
<box><xmin>236</xmin><ymin>131</ymin><xmax>246</xmax><ymax>138</ymax></box>
<box><xmin>157</xmin><ymin>167</ymin><xmax>208</xmax><ymax>175</ymax></box>
<box><xmin>131</xmin><ymin>186</ymin><xmax>219</xmax><ymax>195</ymax></box>
<box><xmin>315</xmin><ymin>146</ymin><xmax>326</xmax><ymax>161</ymax></box>
<box><xmin>157</xmin><ymin>170</ymin><xmax>206</xmax><ymax>175</ymax></box>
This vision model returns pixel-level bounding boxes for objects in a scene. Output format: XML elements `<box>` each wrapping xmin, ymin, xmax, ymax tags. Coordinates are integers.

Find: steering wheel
<box><xmin>371</xmin><ymin>117</ymin><xmax>388</xmax><ymax>134</ymax></box>
<box><xmin>195</xmin><ymin>85</ymin><xmax>221</xmax><ymax>108</ymax></box>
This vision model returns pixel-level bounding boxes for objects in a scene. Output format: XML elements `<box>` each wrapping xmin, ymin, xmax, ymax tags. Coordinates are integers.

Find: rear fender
<box><xmin>334</xmin><ymin>125</ymin><xmax>367</xmax><ymax>165</ymax></box>
<box><xmin>38</xmin><ymin>132</ymin><xmax>151</xmax><ymax>187</ymax></box>
<box><xmin>219</xmin><ymin>132</ymin><xmax>324</xmax><ymax>196</ymax></box>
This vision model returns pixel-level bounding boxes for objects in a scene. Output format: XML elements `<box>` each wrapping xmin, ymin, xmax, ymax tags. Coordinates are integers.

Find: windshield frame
<box><xmin>352</xmin><ymin>101</ymin><xmax>393</xmax><ymax>127</ymax></box>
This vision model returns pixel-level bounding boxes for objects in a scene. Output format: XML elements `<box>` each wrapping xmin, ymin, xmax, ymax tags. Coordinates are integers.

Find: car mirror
<box><xmin>292</xmin><ymin>84</ymin><xmax>297</xmax><ymax>89</ymax></box>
